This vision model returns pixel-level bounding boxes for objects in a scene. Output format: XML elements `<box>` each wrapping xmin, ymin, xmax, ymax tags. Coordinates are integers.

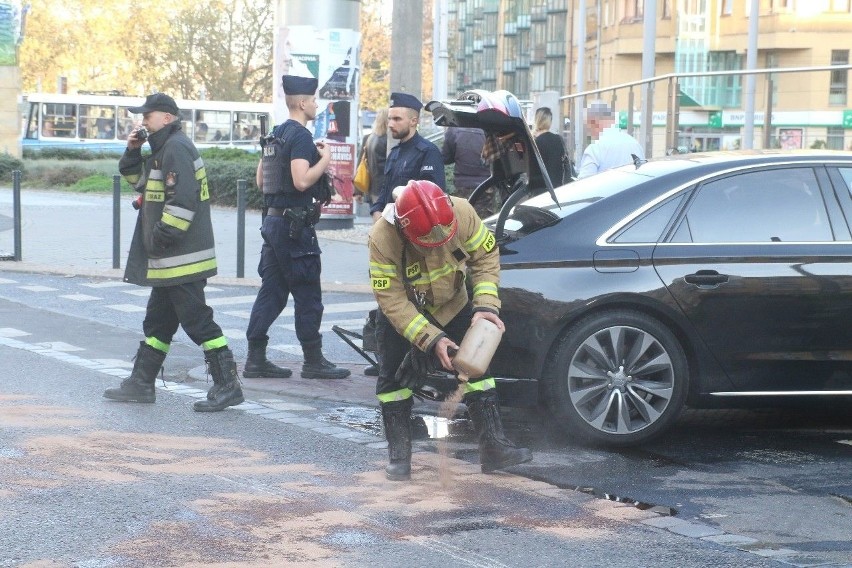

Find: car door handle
<box><xmin>684</xmin><ymin>270</ymin><xmax>729</xmax><ymax>286</ymax></box>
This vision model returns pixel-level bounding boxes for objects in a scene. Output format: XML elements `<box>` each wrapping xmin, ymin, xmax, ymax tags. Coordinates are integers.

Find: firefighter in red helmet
<box><xmin>368</xmin><ymin>179</ymin><xmax>532</xmax><ymax>481</ymax></box>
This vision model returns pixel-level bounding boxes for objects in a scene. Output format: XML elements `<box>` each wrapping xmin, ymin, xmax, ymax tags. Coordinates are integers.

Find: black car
<box><xmin>427</xmin><ymin>92</ymin><xmax>852</xmax><ymax>446</ymax></box>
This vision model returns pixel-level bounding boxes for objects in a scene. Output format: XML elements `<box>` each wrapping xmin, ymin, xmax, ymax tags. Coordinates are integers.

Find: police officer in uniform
<box><xmin>368</xmin><ymin>179</ymin><xmax>532</xmax><ymax>481</ymax></box>
<box><xmin>242</xmin><ymin>75</ymin><xmax>349</xmax><ymax>380</ymax></box>
<box><xmin>369</xmin><ymin>92</ymin><xmax>446</xmax><ymax>221</ymax></box>
<box><xmin>103</xmin><ymin>93</ymin><xmax>243</xmax><ymax>412</ymax></box>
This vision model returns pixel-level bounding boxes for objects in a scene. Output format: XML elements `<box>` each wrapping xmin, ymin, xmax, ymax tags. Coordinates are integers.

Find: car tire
<box><xmin>543</xmin><ymin>310</ymin><xmax>689</xmax><ymax>446</ymax></box>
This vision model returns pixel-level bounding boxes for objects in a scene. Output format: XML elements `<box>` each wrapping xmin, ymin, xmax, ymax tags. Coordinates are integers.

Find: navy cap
<box><xmin>389</xmin><ymin>92</ymin><xmax>423</xmax><ymax>112</ymax></box>
<box><xmin>282</xmin><ymin>75</ymin><xmax>318</xmax><ymax>95</ymax></box>
<box><xmin>128</xmin><ymin>93</ymin><xmax>179</xmax><ymax>115</ymax></box>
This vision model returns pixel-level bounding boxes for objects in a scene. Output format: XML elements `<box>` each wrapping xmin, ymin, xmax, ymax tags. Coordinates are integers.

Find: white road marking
<box><xmin>60</xmin><ymin>293</ymin><xmax>102</xmax><ymax>302</ymax></box>
<box><xmin>18</xmin><ymin>285</ymin><xmax>58</xmax><ymax>292</ymax></box>
<box><xmin>205</xmin><ymin>286</ymin><xmax>223</xmax><ymax>292</ymax></box>
<box><xmin>205</xmin><ymin>295</ymin><xmax>259</xmax><ymax>306</ymax></box>
<box><xmin>82</xmin><ymin>281</ymin><xmax>132</xmax><ymax>288</ymax></box>
<box><xmin>221</xmin><ymin>328</ymin><xmax>245</xmax><ymax>339</ymax></box>
<box><xmin>278</xmin><ymin>318</ymin><xmax>365</xmax><ymax>333</ymax></box>
<box><xmin>34</xmin><ymin>341</ymin><xmax>85</xmax><ymax>352</ymax></box>
<box><xmin>838</xmin><ymin>440</ymin><xmax>852</xmax><ymax>446</ymax></box>
<box><xmin>105</xmin><ymin>304</ymin><xmax>147</xmax><ymax>313</ymax></box>
<box><xmin>222</xmin><ymin>301</ymin><xmax>376</xmax><ymax>320</ymax></box>
<box><xmin>0</xmin><ymin>328</ymin><xmax>30</xmax><ymax>338</ymax></box>
<box><xmin>121</xmin><ymin>289</ymin><xmax>151</xmax><ymax>297</ymax></box>
<box><xmin>0</xmin><ymin>278</ymin><xmax>18</xmax><ymax>284</ymax></box>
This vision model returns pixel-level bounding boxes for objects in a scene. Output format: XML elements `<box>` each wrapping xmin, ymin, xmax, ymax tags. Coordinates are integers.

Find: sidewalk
<box><xmin>0</xmin><ymin>188</ymin><xmax>392</xmax><ymax>408</ymax></box>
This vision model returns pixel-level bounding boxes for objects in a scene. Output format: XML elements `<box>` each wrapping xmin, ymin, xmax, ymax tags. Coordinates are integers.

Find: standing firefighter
<box><xmin>368</xmin><ymin>179</ymin><xmax>532</xmax><ymax>481</ymax></box>
<box><xmin>103</xmin><ymin>93</ymin><xmax>243</xmax><ymax>412</ymax></box>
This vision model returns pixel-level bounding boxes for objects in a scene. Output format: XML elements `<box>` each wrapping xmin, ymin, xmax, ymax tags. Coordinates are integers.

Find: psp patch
<box><xmin>165</xmin><ymin>171</ymin><xmax>178</xmax><ymax>187</ymax></box>
<box><xmin>483</xmin><ymin>231</ymin><xmax>496</xmax><ymax>252</ymax></box>
<box><xmin>372</xmin><ymin>277</ymin><xmax>390</xmax><ymax>290</ymax></box>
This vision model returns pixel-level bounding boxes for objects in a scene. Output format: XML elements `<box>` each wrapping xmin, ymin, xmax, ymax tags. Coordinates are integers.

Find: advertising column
<box><xmin>274</xmin><ymin>1</ymin><xmax>360</xmax><ymax>228</ymax></box>
<box><xmin>0</xmin><ymin>1</ymin><xmax>22</xmax><ymax>158</ymax></box>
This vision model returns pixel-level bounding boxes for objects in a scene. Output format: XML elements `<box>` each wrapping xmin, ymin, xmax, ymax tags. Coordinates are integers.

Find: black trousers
<box><xmin>375</xmin><ymin>304</ymin><xmax>473</xmax><ymax>396</ymax></box>
<box><xmin>143</xmin><ymin>280</ymin><xmax>224</xmax><ymax>349</ymax></box>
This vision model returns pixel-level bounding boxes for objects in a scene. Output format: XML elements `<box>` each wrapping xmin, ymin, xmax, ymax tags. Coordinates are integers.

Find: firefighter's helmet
<box><xmin>394</xmin><ymin>180</ymin><xmax>457</xmax><ymax>248</ymax></box>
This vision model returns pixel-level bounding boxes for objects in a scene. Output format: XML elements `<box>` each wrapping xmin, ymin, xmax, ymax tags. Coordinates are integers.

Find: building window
<box><xmin>827</xmin><ymin>127</ymin><xmax>846</xmax><ymax>150</ymax></box>
<box><xmin>721</xmin><ymin>0</ymin><xmax>733</xmax><ymax>15</ymax></box>
<box><xmin>662</xmin><ymin>0</ymin><xmax>672</xmax><ymax>18</ymax></box>
<box><xmin>830</xmin><ymin>0</ymin><xmax>851</xmax><ymax>11</ymax></box>
<box><xmin>622</xmin><ymin>0</ymin><xmax>643</xmax><ymax>22</ymax></box>
<box><xmin>829</xmin><ymin>50</ymin><xmax>849</xmax><ymax>106</ymax></box>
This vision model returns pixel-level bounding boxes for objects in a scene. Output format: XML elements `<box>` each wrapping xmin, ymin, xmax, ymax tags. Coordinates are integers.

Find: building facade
<box><xmin>446</xmin><ymin>0</ymin><xmax>852</xmax><ymax>156</ymax></box>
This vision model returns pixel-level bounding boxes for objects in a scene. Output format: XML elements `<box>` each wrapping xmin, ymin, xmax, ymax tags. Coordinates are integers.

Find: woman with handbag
<box><xmin>355</xmin><ymin>108</ymin><xmax>389</xmax><ymax>206</ymax></box>
<box><xmin>533</xmin><ymin>106</ymin><xmax>569</xmax><ymax>188</ymax></box>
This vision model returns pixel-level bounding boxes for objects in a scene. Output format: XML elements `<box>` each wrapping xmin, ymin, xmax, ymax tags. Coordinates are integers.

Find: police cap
<box><xmin>389</xmin><ymin>92</ymin><xmax>423</xmax><ymax>112</ymax></box>
<box><xmin>282</xmin><ymin>75</ymin><xmax>318</xmax><ymax>96</ymax></box>
<box><xmin>128</xmin><ymin>93</ymin><xmax>180</xmax><ymax>115</ymax></box>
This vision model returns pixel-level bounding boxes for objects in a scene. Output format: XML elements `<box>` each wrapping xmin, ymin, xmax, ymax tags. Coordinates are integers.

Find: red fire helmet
<box><xmin>394</xmin><ymin>180</ymin><xmax>458</xmax><ymax>248</ymax></box>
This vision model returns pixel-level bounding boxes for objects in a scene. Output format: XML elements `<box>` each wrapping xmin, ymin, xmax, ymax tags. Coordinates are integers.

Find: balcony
<box><xmin>503</xmin><ymin>60</ymin><xmax>517</xmax><ymax>73</ymax></box>
<box><xmin>531</xmin><ymin>5</ymin><xmax>547</xmax><ymax>21</ymax></box>
<box><xmin>517</xmin><ymin>14</ymin><xmax>531</xmax><ymax>29</ymax></box>
<box><xmin>503</xmin><ymin>22</ymin><xmax>518</xmax><ymax>35</ymax></box>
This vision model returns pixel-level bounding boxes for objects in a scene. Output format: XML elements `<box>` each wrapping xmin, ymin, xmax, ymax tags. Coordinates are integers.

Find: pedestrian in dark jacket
<box><xmin>359</xmin><ymin>108</ymin><xmax>388</xmax><ymax>206</ymax></box>
<box><xmin>103</xmin><ymin>93</ymin><xmax>243</xmax><ymax>412</ymax></box>
<box><xmin>533</xmin><ymin>107</ymin><xmax>569</xmax><ymax>188</ymax></box>
<box><xmin>442</xmin><ymin>126</ymin><xmax>496</xmax><ymax>217</ymax></box>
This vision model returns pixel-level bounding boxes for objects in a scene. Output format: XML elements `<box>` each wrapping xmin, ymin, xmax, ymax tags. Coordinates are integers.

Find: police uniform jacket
<box><xmin>369</xmin><ymin>132</ymin><xmax>445</xmax><ymax>215</ymax></box>
<box><xmin>368</xmin><ymin>197</ymin><xmax>500</xmax><ymax>353</ymax></box>
<box><xmin>121</xmin><ymin>122</ymin><xmax>217</xmax><ymax>287</ymax></box>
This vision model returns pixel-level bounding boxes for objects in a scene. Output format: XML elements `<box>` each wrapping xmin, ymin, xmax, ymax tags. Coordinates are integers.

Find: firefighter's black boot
<box><xmin>466</xmin><ymin>390</ymin><xmax>533</xmax><ymax>473</ymax></box>
<box><xmin>193</xmin><ymin>347</ymin><xmax>245</xmax><ymax>412</ymax></box>
<box><xmin>103</xmin><ymin>342</ymin><xmax>166</xmax><ymax>403</ymax></box>
<box><xmin>301</xmin><ymin>338</ymin><xmax>350</xmax><ymax>379</ymax></box>
<box><xmin>243</xmin><ymin>338</ymin><xmax>292</xmax><ymax>378</ymax></box>
<box><xmin>381</xmin><ymin>398</ymin><xmax>412</xmax><ymax>481</ymax></box>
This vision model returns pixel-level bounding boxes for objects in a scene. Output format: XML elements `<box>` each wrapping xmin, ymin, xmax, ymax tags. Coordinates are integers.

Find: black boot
<box><xmin>381</xmin><ymin>399</ymin><xmax>412</xmax><ymax>481</ymax></box>
<box><xmin>193</xmin><ymin>347</ymin><xmax>245</xmax><ymax>412</ymax></box>
<box><xmin>243</xmin><ymin>338</ymin><xmax>292</xmax><ymax>378</ymax></box>
<box><xmin>301</xmin><ymin>339</ymin><xmax>350</xmax><ymax>379</ymax></box>
<box><xmin>466</xmin><ymin>390</ymin><xmax>533</xmax><ymax>473</ymax></box>
<box><xmin>103</xmin><ymin>342</ymin><xmax>166</xmax><ymax>403</ymax></box>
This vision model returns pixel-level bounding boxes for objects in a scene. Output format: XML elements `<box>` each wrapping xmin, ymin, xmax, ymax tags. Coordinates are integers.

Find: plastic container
<box><xmin>452</xmin><ymin>319</ymin><xmax>503</xmax><ymax>382</ymax></box>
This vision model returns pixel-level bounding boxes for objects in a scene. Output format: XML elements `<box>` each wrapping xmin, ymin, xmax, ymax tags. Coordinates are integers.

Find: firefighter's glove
<box><xmin>395</xmin><ymin>347</ymin><xmax>438</xmax><ymax>390</ymax></box>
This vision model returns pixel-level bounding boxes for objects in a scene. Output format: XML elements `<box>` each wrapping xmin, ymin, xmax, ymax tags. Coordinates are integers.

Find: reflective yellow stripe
<box><xmin>146</xmin><ymin>258</ymin><xmax>217</xmax><ymax>280</ymax></box>
<box><xmin>410</xmin><ymin>262</ymin><xmax>455</xmax><ymax>286</ymax></box>
<box><xmin>147</xmin><ymin>180</ymin><xmax>165</xmax><ymax>190</ymax></box>
<box><xmin>464</xmin><ymin>377</ymin><xmax>496</xmax><ymax>393</ymax></box>
<box><xmin>377</xmin><ymin>388</ymin><xmax>413</xmax><ymax>403</ymax></box>
<box><xmin>161</xmin><ymin>212</ymin><xmax>190</xmax><ymax>231</ymax></box>
<box><xmin>145</xmin><ymin>336</ymin><xmax>170</xmax><ymax>354</ymax></box>
<box><xmin>194</xmin><ymin>166</ymin><xmax>207</xmax><ymax>180</ymax></box>
<box><xmin>465</xmin><ymin>222</ymin><xmax>489</xmax><ymax>252</ymax></box>
<box><xmin>369</xmin><ymin>261</ymin><xmax>397</xmax><ymax>277</ymax></box>
<box><xmin>473</xmin><ymin>281</ymin><xmax>499</xmax><ymax>297</ymax></box>
<box><xmin>403</xmin><ymin>314</ymin><xmax>429</xmax><ymax>342</ymax></box>
<box><xmin>202</xmin><ymin>336</ymin><xmax>228</xmax><ymax>351</ymax></box>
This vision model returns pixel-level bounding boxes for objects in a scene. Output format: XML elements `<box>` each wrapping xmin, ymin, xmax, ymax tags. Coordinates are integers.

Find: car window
<box><xmin>613</xmin><ymin>194</ymin><xmax>684</xmax><ymax>243</ymax></box>
<box><xmin>839</xmin><ymin>168</ymin><xmax>852</xmax><ymax>194</ymax></box>
<box><xmin>671</xmin><ymin>167</ymin><xmax>832</xmax><ymax>243</ymax></box>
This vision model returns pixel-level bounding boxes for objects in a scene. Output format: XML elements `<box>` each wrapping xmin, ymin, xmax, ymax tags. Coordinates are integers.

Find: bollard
<box><xmin>13</xmin><ymin>169</ymin><xmax>22</xmax><ymax>261</ymax></box>
<box><xmin>112</xmin><ymin>174</ymin><xmax>121</xmax><ymax>269</ymax></box>
<box><xmin>236</xmin><ymin>179</ymin><xmax>246</xmax><ymax>278</ymax></box>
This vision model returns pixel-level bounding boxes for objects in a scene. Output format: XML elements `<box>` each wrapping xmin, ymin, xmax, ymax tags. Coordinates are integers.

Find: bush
<box><xmin>205</xmin><ymin>159</ymin><xmax>264</xmax><ymax>209</ymax></box>
<box><xmin>69</xmin><ymin>174</ymin><xmax>129</xmax><ymax>193</ymax></box>
<box><xmin>0</xmin><ymin>153</ymin><xmax>24</xmax><ymax>182</ymax></box>
<box><xmin>200</xmin><ymin>147</ymin><xmax>258</xmax><ymax>162</ymax></box>
<box><xmin>23</xmin><ymin>147</ymin><xmax>123</xmax><ymax>160</ymax></box>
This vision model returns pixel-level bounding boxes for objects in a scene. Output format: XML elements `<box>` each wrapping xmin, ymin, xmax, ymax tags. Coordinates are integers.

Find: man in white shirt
<box><xmin>577</xmin><ymin>101</ymin><xmax>645</xmax><ymax>179</ymax></box>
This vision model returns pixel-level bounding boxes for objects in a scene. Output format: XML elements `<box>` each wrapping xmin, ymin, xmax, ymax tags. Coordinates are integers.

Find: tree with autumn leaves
<box><xmin>17</xmin><ymin>0</ymin><xmax>431</xmax><ymax>113</ymax></box>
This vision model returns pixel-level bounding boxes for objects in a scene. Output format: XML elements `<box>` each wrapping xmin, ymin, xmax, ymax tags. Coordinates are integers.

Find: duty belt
<box><xmin>267</xmin><ymin>206</ymin><xmax>308</xmax><ymax>217</ymax></box>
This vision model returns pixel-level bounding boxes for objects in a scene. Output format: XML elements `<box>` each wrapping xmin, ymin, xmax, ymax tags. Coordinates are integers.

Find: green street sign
<box><xmin>708</xmin><ymin>111</ymin><xmax>723</xmax><ymax>129</ymax></box>
<box><xmin>843</xmin><ymin>110</ymin><xmax>852</xmax><ymax>128</ymax></box>
<box><xmin>618</xmin><ymin>111</ymin><xmax>628</xmax><ymax>129</ymax></box>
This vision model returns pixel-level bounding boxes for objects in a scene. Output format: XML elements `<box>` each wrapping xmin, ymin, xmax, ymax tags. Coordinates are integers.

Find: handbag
<box><xmin>353</xmin><ymin>154</ymin><xmax>370</xmax><ymax>193</ymax></box>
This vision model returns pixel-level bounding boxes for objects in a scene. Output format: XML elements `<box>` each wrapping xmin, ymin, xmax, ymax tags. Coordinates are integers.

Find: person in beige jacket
<box><xmin>368</xmin><ymin>179</ymin><xmax>532</xmax><ymax>481</ymax></box>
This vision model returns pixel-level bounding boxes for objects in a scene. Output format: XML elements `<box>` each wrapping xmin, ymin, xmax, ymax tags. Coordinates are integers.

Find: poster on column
<box><xmin>274</xmin><ymin>25</ymin><xmax>360</xmax><ymax>217</ymax></box>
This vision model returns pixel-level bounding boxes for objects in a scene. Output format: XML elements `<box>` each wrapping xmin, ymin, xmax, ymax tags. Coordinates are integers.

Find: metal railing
<box><xmin>560</xmin><ymin>64</ymin><xmax>852</xmax><ymax>161</ymax></box>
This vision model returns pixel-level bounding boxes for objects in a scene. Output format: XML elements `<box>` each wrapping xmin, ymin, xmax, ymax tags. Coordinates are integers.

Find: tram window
<box><xmin>80</xmin><ymin>105</ymin><xmax>116</xmax><ymax>140</ymax></box>
<box><xmin>117</xmin><ymin>107</ymin><xmax>138</xmax><ymax>140</ymax></box>
<box><xmin>233</xmin><ymin>111</ymin><xmax>263</xmax><ymax>143</ymax></box>
<box><xmin>194</xmin><ymin>110</ymin><xmax>230</xmax><ymax>143</ymax></box>
<box><xmin>42</xmin><ymin>102</ymin><xmax>76</xmax><ymax>138</ymax></box>
<box><xmin>179</xmin><ymin>109</ymin><xmax>193</xmax><ymax>137</ymax></box>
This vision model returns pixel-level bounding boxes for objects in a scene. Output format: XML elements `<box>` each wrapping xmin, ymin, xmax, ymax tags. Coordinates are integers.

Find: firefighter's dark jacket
<box><xmin>368</xmin><ymin>196</ymin><xmax>500</xmax><ymax>353</ymax></box>
<box><xmin>121</xmin><ymin>122</ymin><xmax>217</xmax><ymax>287</ymax></box>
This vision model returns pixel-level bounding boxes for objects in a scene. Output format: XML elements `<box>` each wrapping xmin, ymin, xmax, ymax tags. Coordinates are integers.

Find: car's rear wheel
<box><xmin>544</xmin><ymin>310</ymin><xmax>688</xmax><ymax>446</ymax></box>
